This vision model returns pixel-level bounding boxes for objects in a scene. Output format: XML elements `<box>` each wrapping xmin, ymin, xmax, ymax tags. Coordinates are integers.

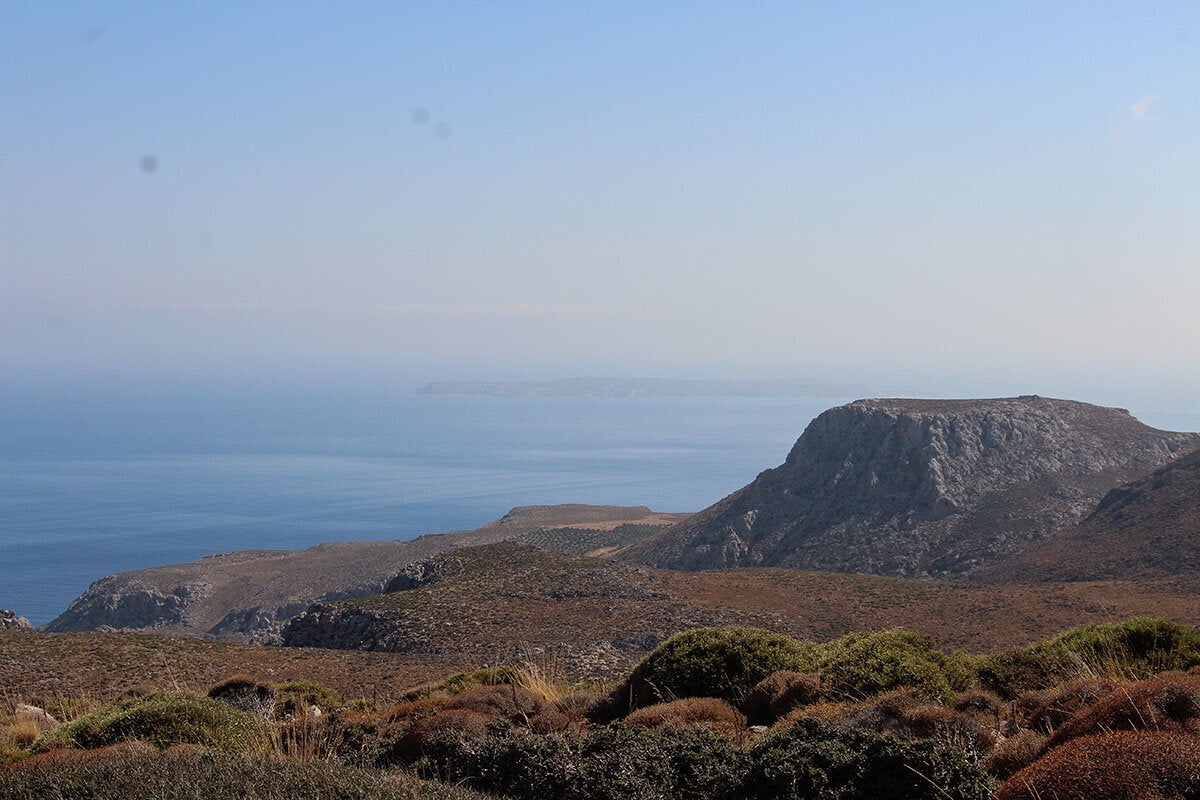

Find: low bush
<box><xmin>206</xmin><ymin>677</ymin><xmax>274</xmax><ymax>719</ymax></box>
<box><xmin>32</xmin><ymin>693</ymin><xmax>270</xmax><ymax>755</ymax></box>
<box><xmin>1015</xmin><ymin>678</ymin><xmax>1117</xmax><ymax>735</ymax></box>
<box><xmin>0</xmin><ymin>742</ymin><xmax>491</xmax><ymax>800</ymax></box>
<box><xmin>417</xmin><ymin>725</ymin><xmax>748</xmax><ymax>800</ymax></box>
<box><xmin>984</xmin><ymin>729</ymin><xmax>1045</xmax><ymax>780</ymax></box>
<box><xmin>997</xmin><ymin>730</ymin><xmax>1200</xmax><ymax>800</ymax></box>
<box><xmin>742</xmin><ymin>717</ymin><xmax>994</xmax><ymax>800</ymax></box>
<box><xmin>272</xmin><ymin>680</ymin><xmax>344</xmax><ymax>718</ymax></box>
<box><xmin>745</xmin><ymin>671</ymin><xmax>824</xmax><ymax>724</ymax></box>
<box><xmin>816</xmin><ymin>630</ymin><xmax>965</xmax><ymax>702</ymax></box>
<box><xmin>1044</xmin><ymin>673</ymin><xmax>1200</xmax><ymax>748</ymax></box>
<box><xmin>623</xmin><ymin>697</ymin><xmax>747</xmax><ymax>740</ymax></box>
<box><xmin>622</xmin><ymin>627</ymin><xmax>820</xmax><ymax>710</ymax></box>
<box><xmin>979</xmin><ymin>618</ymin><xmax>1200</xmax><ymax>699</ymax></box>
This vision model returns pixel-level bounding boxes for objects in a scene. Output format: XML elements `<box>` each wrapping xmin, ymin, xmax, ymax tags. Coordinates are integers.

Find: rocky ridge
<box><xmin>620</xmin><ymin>396</ymin><xmax>1197</xmax><ymax>578</ymax></box>
<box><xmin>43</xmin><ymin>505</ymin><xmax>686</xmax><ymax>642</ymax></box>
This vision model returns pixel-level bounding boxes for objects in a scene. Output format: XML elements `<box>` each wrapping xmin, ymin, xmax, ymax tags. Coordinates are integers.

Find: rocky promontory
<box><xmin>620</xmin><ymin>396</ymin><xmax>1197</xmax><ymax>578</ymax></box>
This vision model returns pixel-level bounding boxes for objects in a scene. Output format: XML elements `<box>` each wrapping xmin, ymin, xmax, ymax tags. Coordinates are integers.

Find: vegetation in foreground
<box><xmin>3</xmin><ymin>617</ymin><xmax>1200</xmax><ymax>800</ymax></box>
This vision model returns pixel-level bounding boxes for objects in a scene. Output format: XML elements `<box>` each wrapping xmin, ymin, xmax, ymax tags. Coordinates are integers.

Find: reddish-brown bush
<box><xmin>1016</xmin><ymin>678</ymin><xmax>1117</xmax><ymax>735</ymax></box>
<box><xmin>446</xmin><ymin>685</ymin><xmax>549</xmax><ymax>723</ymax></box>
<box><xmin>744</xmin><ymin>670</ymin><xmax>823</xmax><ymax>724</ymax></box>
<box><xmin>391</xmin><ymin>709</ymin><xmax>492</xmax><ymax>761</ymax></box>
<box><xmin>1046</xmin><ymin>674</ymin><xmax>1200</xmax><ymax>748</ymax></box>
<box><xmin>953</xmin><ymin>689</ymin><xmax>1004</xmax><ymax>724</ymax></box>
<box><xmin>623</xmin><ymin>697</ymin><xmax>747</xmax><ymax>740</ymax></box>
<box><xmin>379</xmin><ymin>695</ymin><xmax>452</xmax><ymax>725</ymax></box>
<box><xmin>984</xmin><ymin>729</ymin><xmax>1046</xmax><ymax>780</ymax></box>
<box><xmin>998</xmin><ymin>730</ymin><xmax>1200</xmax><ymax>800</ymax></box>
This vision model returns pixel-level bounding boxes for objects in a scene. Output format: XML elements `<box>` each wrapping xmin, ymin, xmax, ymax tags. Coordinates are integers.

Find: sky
<box><xmin>2</xmin><ymin>2</ymin><xmax>1198</xmax><ymax>409</ymax></box>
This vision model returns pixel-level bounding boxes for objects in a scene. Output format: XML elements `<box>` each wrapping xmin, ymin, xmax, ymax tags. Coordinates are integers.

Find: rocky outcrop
<box><xmin>41</xmin><ymin>580</ymin><xmax>209</xmax><ymax>632</ymax></box>
<box><xmin>620</xmin><ymin>397</ymin><xmax>1197</xmax><ymax>579</ymax></box>
<box><xmin>1</xmin><ymin>610</ymin><xmax>33</xmax><ymax>631</ymax></box>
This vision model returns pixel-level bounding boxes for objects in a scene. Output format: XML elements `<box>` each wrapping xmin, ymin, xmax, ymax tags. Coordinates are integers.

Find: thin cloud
<box><xmin>1110</xmin><ymin>93</ymin><xmax>1159</xmax><ymax>141</ymax></box>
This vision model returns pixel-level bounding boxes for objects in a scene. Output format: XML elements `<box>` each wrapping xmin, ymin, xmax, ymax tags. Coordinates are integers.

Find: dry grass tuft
<box><xmin>1045</xmin><ymin>673</ymin><xmax>1200</xmax><ymax>748</ymax></box>
<box><xmin>744</xmin><ymin>670</ymin><xmax>823</xmax><ymax>724</ymax></box>
<box><xmin>623</xmin><ymin>697</ymin><xmax>747</xmax><ymax>740</ymax></box>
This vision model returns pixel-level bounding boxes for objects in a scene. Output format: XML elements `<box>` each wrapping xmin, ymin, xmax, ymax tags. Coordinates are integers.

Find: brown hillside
<box><xmin>43</xmin><ymin>505</ymin><xmax>687</xmax><ymax>642</ymax></box>
<box><xmin>984</xmin><ymin>446</ymin><xmax>1200</xmax><ymax>582</ymax></box>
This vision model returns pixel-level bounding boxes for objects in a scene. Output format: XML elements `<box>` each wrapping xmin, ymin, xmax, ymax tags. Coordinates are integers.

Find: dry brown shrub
<box><xmin>392</xmin><ymin>709</ymin><xmax>492</xmax><ymax>761</ymax></box>
<box><xmin>901</xmin><ymin>704</ymin><xmax>996</xmax><ymax>752</ymax></box>
<box><xmin>953</xmin><ymin>689</ymin><xmax>1004</xmax><ymax>723</ymax></box>
<box><xmin>997</xmin><ymin>730</ymin><xmax>1200</xmax><ymax>800</ymax></box>
<box><xmin>744</xmin><ymin>670</ymin><xmax>823</xmax><ymax>724</ymax></box>
<box><xmin>379</xmin><ymin>695</ymin><xmax>452</xmax><ymax>725</ymax></box>
<box><xmin>773</xmin><ymin>699</ymin><xmax>858</xmax><ymax>730</ymax></box>
<box><xmin>1017</xmin><ymin>677</ymin><xmax>1118</xmax><ymax>735</ymax></box>
<box><xmin>984</xmin><ymin>729</ymin><xmax>1047</xmax><ymax>780</ymax></box>
<box><xmin>12</xmin><ymin>740</ymin><xmax>158</xmax><ymax>774</ymax></box>
<box><xmin>1046</xmin><ymin>673</ymin><xmax>1200</xmax><ymax>749</ymax></box>
<box><xmin>623</xmin><ymin>697</ymin><xmax>747</xmax><ymax>740</ymax></box>
<box><xmin>447</xmin><ymin>685</ymin><xmax>549</xmax><ymax>724</ymax></box>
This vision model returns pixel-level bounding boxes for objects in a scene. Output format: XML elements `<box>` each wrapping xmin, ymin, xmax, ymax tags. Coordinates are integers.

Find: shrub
<box><xmin>984</xmin><ymin>729</ymin><xmax>1045</xmax><ymax>780</ymax></box>
<box><xmin>417</xmin><ymin>725</ymin><xmax>748</xmax><ymax>800</ymax></box>
<box><xmin>32</xmin><ymin>692</ymin><xmax>270</xmax><ymax>755</ymax></box>
<box><xmin>446</xmin><ymin>685</ymin><xmax>550</xmax><ymax>723</ymax></box>
<box><xmin>997</xmin><ymin>730</ymin><xmax>1200</xmax><ymax>800</ymax></box>
<box><xmin>0</xmin><ymin>741</ymin><xmax>491</xmax><ymax>799</ymax></box>
<box><xmin>741</xmin><ymin>717</ymin><xmax>994</xmax><ymax>800</ymax></box>
<box><xmin>402</xmin><ymin>667</ymin><xmax>523</xmax><ymax>701</ymax></box>
<box><xmin>1044</xmin><ymin>673</ymin><xmax>1200</xmax><ymax>748</ymax></box>
<box><xmin>623</xmin><ymin>627</ymin><xmax>820</xmax><ymax>710</ymax></box>
<box><xmin>272</xmin><ymin>680</ymin><xmax>344</xmax><ymax>718</ymax></box>
<box><xmin>623</xmin><ymin>697</ymin><xmax>747</xmax><ymax>740</ymax></box>
<box><xmin>979</xmin><ymin>618</ymin><xmax>1200</xmax><ymax>699</ymax></box>
<box><xmin>1015</xmin><ymin>678</ymin><xmax>1117</xmax><ymax>735</ymax></box>
<box><xmin>745</xmin><ymin>671</ymin><xmax>824</xmax><ymax>724</ymax></box>
<box><xmin>816</xmin><ymin>630</ymin><xmax>962</xmax><ymax>702</ymax></box>
<box><xmin>392</xmin><ymin>709</ymin><xmax>493</xmax><ymax>762</ymax></box>
<box><xmin>206</xmin><ymin>677</ymin><xmax>274</xmax><ymax>719</ymax></box>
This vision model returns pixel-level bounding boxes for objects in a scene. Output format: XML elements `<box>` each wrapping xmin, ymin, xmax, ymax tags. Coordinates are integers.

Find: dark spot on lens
<box><xmin>411</xmin><ymin>107</ymin><xmax>431</xmax><ymax>125</ymax></box>
<box><xmin>140</xmin><ymin>155</ymin><xmax>158</xmax><ymax>174</ymax></box>
<box><xmin>433</xmin><ymin>122</ymin><xmax>451</xmax><ymax>140</ymax></box>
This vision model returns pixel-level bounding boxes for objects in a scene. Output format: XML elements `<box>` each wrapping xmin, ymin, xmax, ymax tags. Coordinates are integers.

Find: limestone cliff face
<box><xmin>621</xmin><ymin>397</ymin><xmax>1198</xmax><ymax>578</ymax></box>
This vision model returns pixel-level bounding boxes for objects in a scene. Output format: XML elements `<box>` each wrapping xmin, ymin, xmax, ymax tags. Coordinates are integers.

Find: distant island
<box><xmin>416</xmin><ymin>377</ymin><xmax>866</xmax><ymax>398</ymax></box>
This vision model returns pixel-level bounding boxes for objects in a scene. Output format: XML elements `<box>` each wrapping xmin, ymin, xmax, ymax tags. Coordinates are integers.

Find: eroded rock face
<box><xmin>42</xmin><ymin>579</ymin><xmax>210</xmax><ymax>632</ymax></box>
<box><xmin>0</xmin><ymin>610</ymin><xmax>33</xmax><ymax>631</ymax></box>
<box><xmin>622</xmin><ymin>397</ymin><xmax>1198</xmax><ymax>579</ymax></box>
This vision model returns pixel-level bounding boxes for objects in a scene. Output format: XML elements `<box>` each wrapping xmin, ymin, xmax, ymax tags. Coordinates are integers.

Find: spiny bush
<box><xmin>32</xmin><ymin>692</ymin><xmax>270</xmax><ymax>755</ymax></box>
<box><xmin>416</xmin><ymin>725</ymin><xmax>749</xmax><ymax>800</ymax></box>
<box><xmin>0</xmin><ymin>742</ymin><xmax>491</xmax><ymax>799</ymax></box>
<box><xmin>745</xmin><ymin>670</ymin><xmax>824</xmax><ymax>725</ymax></box>
<box><xmin>1044</xmin><ymin>673</ymin><xmax>1200</xmax><ymax>748</ymax></box>
<box><xmin>997</xmin><ymin>730</ymin><xmax>1200</xmax><ymax>800</ymax></box>
<box><xmin>623</xmin><ymin>697</ymin><xmax>747</xmax><ymax>740</ymax></box>
<box><xmin>622</xmin><ymin>627</ymin><xmax>820</xmax><ymax>710</ymax></box>
<box><xmin>1015</xmin><ymin>677</ymin><xmax>1117</xmax><ymax>735</ymax></box>
<box><xmin>272</xmin><ymin>680</ymin><xmax>343</xmax><ymax>718</ymax></box>
<box><xmin>206</xmin><ymin>676</ymin><xmax>274</xmax><ymax>719</ymax></box>
<box><xmin>979</xmin><ymin>618</ymin><xmax>1200</xmax><ymax>698</ymax></box>
<box><xmin>741</xmin><ymin>716</ymin><xmax>994</xmax><ymax>800</ymax></box>
<box><xmin>815</xmin><ymin>630</ymin><xmax>967</xmax><ymax>702</ymax></box>
<box><xmin>983</xmin><ymin>729</ymin><xmax>1046</xmax><ymax>781</ymax></box>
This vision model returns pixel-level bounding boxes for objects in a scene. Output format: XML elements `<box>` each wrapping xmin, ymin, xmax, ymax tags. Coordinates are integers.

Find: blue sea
<box><xmin>0</xmin><ymin>386</ymin><xmax>858</xmax><ymax>626</ymax></box>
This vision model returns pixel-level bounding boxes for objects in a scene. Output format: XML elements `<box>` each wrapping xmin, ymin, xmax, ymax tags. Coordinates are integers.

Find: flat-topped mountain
<box><xmin>984</xmin><ymin>446</ymin><xmax>1200</xmax><ymax>583</ymax></box>
<box><xmin>43</xmin><ymin>505</ymin><xmax>685</xmax><ymax>642</ymax></box>
<box><xmin>620</xmin><ymin>396</ymin><xmax>1198</xmax><ymax>578</ymax></box>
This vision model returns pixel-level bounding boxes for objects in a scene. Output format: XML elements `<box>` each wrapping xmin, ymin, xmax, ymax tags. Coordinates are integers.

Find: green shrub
<box><xmin>402</xmin><ymin>667</ymin><xmax>523</xmax><ymax>701</ymax></box>
<box><xmin>979</xmin><ymin>618</ymin><xmax>1200</xmax><ymax>698</ymax></box>
<box><xmin>0</xmin><ymin>743</ymin><xmax>490</xmax><ymax>800</ymax></box>
<box><xmin>417</xmin><ymin>725</ymin><xmax>748</xmax><ymax>800</ymax></box>
<box><xmin>272</xmin><ymin>680</ymin><xmax>344</xmax><ymax>717</ymax></box>
<box><xmin>33</xmin><ymin>692</ymin><xmax>270</xmax><ymax>754</ymax></box>
<box><xmin>623</xmin><ymin>627</ymin><xmax>820</xmax><ymax>709</ymax></box>
<box><xmin>742</xmin><ymin>717</ymin><xmax>994</xmax><ymax>800</ymax></box>
<box><xmin>816</xmin><ymin>630</ymin><xmax>964</xmax><ymax>702</ymax></box>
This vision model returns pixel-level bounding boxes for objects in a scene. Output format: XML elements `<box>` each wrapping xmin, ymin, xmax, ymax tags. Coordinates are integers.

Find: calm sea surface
<box><xmin>0</xmin><ymin>389</ymin><xmax>856</xmax><ymax>625</ymax></box>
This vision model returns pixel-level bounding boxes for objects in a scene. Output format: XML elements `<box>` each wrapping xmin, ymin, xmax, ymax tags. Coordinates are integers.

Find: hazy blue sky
<box><xmin>2</xmin><ymin>2</ymin><xmax>1197</xmax><ymax>407</ymax></box>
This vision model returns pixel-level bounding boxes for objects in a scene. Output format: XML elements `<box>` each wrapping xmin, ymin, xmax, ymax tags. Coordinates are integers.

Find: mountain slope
<box><xmin>984</xmin><ymin>446</ymin><xmax>1200</xmax><ymax>582</ymax></box>
<box><xmin>620</xmin><ymin>397</ymin><xmax>1197</xmax><ymax>578</ymax></box>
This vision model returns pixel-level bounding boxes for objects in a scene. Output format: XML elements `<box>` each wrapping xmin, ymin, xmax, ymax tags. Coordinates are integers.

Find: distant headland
<box><xmin>415</xmin><ymin>377</ymin><xmax>866</xmax><ymax>398</ymax></box>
